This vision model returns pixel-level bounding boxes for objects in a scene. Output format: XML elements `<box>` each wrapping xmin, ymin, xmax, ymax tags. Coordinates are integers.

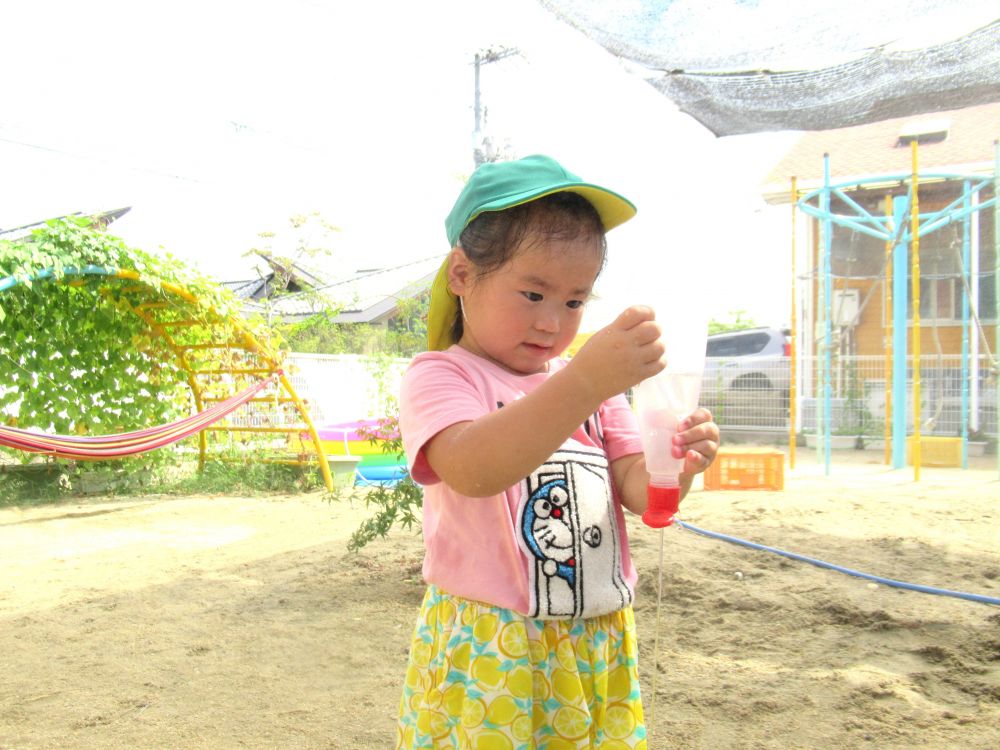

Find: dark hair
<box><xmin>451</xmin><ymin>192</ymin><xmax>607</xmax><ymax>344</ymax></box>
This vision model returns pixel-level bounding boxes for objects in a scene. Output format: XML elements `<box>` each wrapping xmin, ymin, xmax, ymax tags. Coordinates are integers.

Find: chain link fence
<box><xmin>226</xmin><ymin>352</ymin><xmax>997</xmax><ymax>448</ymax></box>
<box><xmin>703</xmin><ymin>354</ymin><xmax>997</xmax><ymax>440</ymax></box>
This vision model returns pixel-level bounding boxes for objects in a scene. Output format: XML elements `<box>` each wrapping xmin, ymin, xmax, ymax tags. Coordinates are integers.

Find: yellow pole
<box><xmin>884</xmin><ymin>194</ymin><xmax>893</xmax><ymax>465</ymax></box>
<box><xmin>789</xmin><ymin>176</ymin><xmax>798</xmax><ymax>470</ymax></box>
<box><xmin>112</xmin><ymin>269</ymin><xmax>334</xmax><ymax>491</ymax></box>
<box><xmin>109</xmin><ymin>283</ymin><xmax>208</xmax><ymax>469</ymax></box>
<box><xmin>233</xmin><ymin>329</ymin><xmax>333</xmax><ymax>492</ymax></box>
<box><xmin>277</xmin><ymin>369</ymin><xmax>334</xmax><ymax>491</ymax></box>
<box><xmin>910</xmin><ymin>141</ymin><xmax>922</xmax><ymax>481</ymax></box>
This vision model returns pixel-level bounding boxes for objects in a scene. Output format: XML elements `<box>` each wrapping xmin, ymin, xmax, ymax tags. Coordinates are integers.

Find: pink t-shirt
<box><xmin>399</xmin><ymin>346</ymin><xmax>643</xmax><ymax>619</ymax></box>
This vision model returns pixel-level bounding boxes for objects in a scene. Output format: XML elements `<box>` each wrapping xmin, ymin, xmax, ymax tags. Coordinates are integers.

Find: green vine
<box><xmin>0</xmin><ymin>218</ymin><xmax>260</xmax><ymax>470</ymax></box>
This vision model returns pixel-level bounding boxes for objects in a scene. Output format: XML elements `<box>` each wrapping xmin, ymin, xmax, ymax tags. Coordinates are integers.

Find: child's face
<box><xmin>454</xmin><ymin>231</ymin><xmax>603</xmax><ymax>375</ymax></box>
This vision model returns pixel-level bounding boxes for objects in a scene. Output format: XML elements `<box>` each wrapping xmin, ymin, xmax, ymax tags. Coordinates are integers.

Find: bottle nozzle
<box><xmin>642</xmin><ymin>482</ymin><xmax>680</xmax><ymax>528</ymax></box>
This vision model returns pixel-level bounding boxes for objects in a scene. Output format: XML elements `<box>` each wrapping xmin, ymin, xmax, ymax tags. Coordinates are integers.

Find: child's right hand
<box><xmin>568</xmin><ymin>305</ymin><xmax>666</xmax><ymax>401</ymax></box>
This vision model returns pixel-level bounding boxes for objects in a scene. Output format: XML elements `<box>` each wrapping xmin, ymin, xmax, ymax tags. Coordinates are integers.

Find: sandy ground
<box><xmin>1</xmin><ymin>450</ymin><xmax>999</xmax><ymax>750</ymax></box>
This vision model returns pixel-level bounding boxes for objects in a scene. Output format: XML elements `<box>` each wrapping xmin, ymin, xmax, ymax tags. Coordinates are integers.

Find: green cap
<box><xmin>429</xmin><ymin>155</ymin><xmax>636</xmax><ymax>351</ymax></box>
<box><xmin>444</xmin><ymin>154</ymin><xmax>636</xmax><ymax>247</ymax></box>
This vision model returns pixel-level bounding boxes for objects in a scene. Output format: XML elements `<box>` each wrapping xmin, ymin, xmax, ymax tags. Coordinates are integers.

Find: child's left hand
<box><xmin>673</xmin><ymin>408</ymin><xmax>720</xmax><ymax>476</ymax></box>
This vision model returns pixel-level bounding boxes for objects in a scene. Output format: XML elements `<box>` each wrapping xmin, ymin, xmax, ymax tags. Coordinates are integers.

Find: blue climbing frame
<box><xmin>795</xmin><ymin>146</ymin><xmax>999</xmax><ymax>478</ymax></box>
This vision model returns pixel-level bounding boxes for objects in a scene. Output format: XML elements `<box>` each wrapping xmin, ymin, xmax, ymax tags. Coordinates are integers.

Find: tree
<box><xmin>708</xmin><ymin>310</ymin><xmax>758</xmax><ymax>334</ymax></box>
<box><xmin>245</xmin><ymin>213</ymin><xmax>340</xmax><ymax>296</ymax></box>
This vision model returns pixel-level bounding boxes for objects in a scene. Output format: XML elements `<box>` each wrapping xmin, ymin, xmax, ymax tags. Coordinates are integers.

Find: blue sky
<box><xmin>1</xmin><ymin>0</ymin><xmax>799</xmax><ymax>328</ymax></box>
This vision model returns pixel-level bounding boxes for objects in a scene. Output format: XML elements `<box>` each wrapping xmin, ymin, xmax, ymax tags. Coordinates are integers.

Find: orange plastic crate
<box><xmin>906</xmin><ymin>436</ymin><xmax>962</xmax><ymax>467</ymax></box>
<box><xmin>704</xmin><ymin>449</ymin><xmax>785</xmax><ymax>491</ymax></box>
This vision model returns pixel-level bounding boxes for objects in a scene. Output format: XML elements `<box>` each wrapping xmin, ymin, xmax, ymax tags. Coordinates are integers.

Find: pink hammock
<box><xmin>0</xmin><ymin>374</ymin><xmax>278</xmax><ymax>460</ymax></box>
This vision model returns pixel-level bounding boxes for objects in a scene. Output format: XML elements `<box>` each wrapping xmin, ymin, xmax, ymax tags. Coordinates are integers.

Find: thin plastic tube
<box><xmin>674</xmin><ymin>519</ymin><xmax>1000</xmax><ymax>607</ymax></box>
<box><xmin>648</xmin><ymin>527</ymin><xmax>665</xmax><ymax>729</ymax></box>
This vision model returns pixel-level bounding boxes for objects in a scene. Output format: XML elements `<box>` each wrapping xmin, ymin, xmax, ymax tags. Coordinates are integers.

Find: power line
<box><xmin>0</xmin><ymin>131</ymin><xmax>204</xmax><ymax>184</ymax></box>
<box><xmin>1</xmin><ymin>118</ymin><xmax>339</xmax><ymax>185</ymax></box>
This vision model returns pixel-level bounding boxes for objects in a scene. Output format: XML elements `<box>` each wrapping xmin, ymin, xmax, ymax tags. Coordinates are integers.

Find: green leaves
<box><xmin>708</xmin><ymin>310</ymin><xmax>758</xmax><ymax>335</ymax></box>
<box><xmin>0</xmin><ymin>219</ymin><xmax>247</xmax><ymax>467</ymax></box>
<box><xmin>345</xmin><ymin>410</ymin><xmax>423</xmax><ymax>552</ymax></box>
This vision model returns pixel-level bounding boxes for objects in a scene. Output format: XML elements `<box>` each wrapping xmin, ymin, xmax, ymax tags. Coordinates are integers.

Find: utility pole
<box><xmin>473</xmin><ymin>46</ymin><xmax>518</xmax><ymax>166</ymax></box>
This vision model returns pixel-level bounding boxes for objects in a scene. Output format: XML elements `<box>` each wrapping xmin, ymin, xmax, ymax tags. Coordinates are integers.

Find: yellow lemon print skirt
<box><xmin>396</xmin><ymin>585</ymin><xmax>647</xmax><ymax>750</ymax></box>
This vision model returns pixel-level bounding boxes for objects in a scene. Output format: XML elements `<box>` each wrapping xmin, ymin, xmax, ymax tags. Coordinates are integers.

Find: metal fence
<box><xmin>3</xmin><ymin>350</ymin><xmax>994</xmax><ymax>441</ymax></box>
<box><xmin>700</xmin><ymin>355</ymin><xmax>790</xmax><ymax>431</ymax></box>
<box><xmin>703</xmin><ymin>354</ymin><xmax>998</xmax><ymax>439</ymax></box>
<box><xmin>277</xmin><ymin>352</ymin><xmax>997</xmax><ymax>440</ymax></box>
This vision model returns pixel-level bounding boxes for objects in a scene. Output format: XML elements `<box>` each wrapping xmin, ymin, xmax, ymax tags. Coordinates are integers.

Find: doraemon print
<box><xmin>517</xmin><ymin>446</ymin><xmax>632</xmax><ymax>619</ymax></box>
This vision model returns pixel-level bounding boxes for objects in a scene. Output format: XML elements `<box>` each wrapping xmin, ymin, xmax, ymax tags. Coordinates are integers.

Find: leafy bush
<box><xmin>276</xmin><ymin>295</ymin><xmax>428</xmax><ymax>358</ymax></box>
<box><xmin>708</xmin><ymin>310</ymin><xmax>758</xmax><ymax>334</ymax></box>
<box><xmin>0</xmin><ymin>217</ymin><xmax>259</xmax><ymax>475</ymax></box>
<box><xmin>346</xmin><ymin>407</ymin><xmax>423</xmax><ymax>552</ymax></box>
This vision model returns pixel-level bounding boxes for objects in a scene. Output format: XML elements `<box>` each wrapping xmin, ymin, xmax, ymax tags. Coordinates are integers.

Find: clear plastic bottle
<box><xmin>634</xmin><ymin>313</ymin><xmax>707</xmax><ymax>528</ymax></box>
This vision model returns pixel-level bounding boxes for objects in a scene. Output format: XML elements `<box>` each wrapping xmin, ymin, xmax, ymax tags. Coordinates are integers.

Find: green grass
<box><xmin>0</xmin><ymin>464</ymin><xmax>69</xmax><ymax>507</ymax></box>
<box><xmin>0</xmin><ymin>455</ymin><xmax>330</xmax><ymax>508</ymax></box>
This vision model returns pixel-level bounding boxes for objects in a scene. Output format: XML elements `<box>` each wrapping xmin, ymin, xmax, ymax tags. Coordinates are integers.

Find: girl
<box><xmin>396</xmin><ymin>155</ymin><xmax>719</xmax><ymax>749</ymax></box>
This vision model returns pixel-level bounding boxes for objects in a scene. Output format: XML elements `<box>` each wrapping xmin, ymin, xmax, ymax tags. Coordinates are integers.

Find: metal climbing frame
<box><xmin>0</xmin><ymin>265</ymin><xmax>334</xmax><ymax>491</ymax></box>
<box><xmin>793</xmin><ymin>142</ymin><xmax>999</xmax><ymax>479</ymax></box>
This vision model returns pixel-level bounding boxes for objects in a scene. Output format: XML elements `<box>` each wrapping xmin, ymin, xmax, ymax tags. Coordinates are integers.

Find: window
<box><xmin>905</xmin><ymin>223</ymin><xmax>963</xmax><ymax>322</ymax></box>
<box><xmin>706</xmin><ymin>332</ymin><xmax>771</xmax><ymax>357</ymax></box>
<box><xmin>978</xmin><ymin>272</ymin><xmax>997</xmax><ymax>324</ymax></box>
<box><xmin>905</xmin><ymin>217</ymin><xmax>998</xmax><ymax>323</ymax></box>
<box><xmin>976</xmin><ymin>206</ymin><xmax>997</xmax><ymax>323</ymax></box>
<box><xmin>738</xmin><ymin>333</ymin><xmax>771</xmax><ymax>355</ymax></box>
<box><xmin>908</xmin><ymin>277</ymin><xmax>959</xmax><ymax>321</ymax></box>
<box><xmin>895</xmin><ymin>118</ymin><xmax>950</xmax><ymax>147</ymax></box>
<box><xmin>706</xmin><ymin>337</ymin><xmax>740</xmax><ymax>357</ymax></box>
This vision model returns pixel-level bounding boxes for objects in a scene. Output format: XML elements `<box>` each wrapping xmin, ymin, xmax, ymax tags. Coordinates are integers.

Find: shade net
<box><xmin>539</xmin><ymin>0</ymin><xmax>1000</xmax><ymax>136</ymax></box>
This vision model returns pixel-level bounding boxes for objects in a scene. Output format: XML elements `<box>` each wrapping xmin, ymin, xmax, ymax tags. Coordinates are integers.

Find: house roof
<box><xmin>244</xmin><ymin>254</ymin><xmax>444</xmax><ymax>324</ymax></box>
<box><xmin>762</xmin><ymin>101</ymin><xmax>1000</xmax><ymax>202</ymax></box>
<box><xmin>0</xmin><ymin>207</ymin><xmax>131</xmax><ymax>241</ymax></box>
<box><xmin>221</xmin><ymin>250</ymin><xmax>336</xmax><ymax>301</ymax></box>
<box><xmin>221</xmin><ymin>278</ymin><xmax>266</xmax><ymax>299</ymax></box>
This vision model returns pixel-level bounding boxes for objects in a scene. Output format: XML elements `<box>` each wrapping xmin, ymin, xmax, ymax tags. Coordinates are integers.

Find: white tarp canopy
<box><xmin>540</xmin><ymin>0</ymin><xmax>1000</xmax><ymax>135</ymax></box>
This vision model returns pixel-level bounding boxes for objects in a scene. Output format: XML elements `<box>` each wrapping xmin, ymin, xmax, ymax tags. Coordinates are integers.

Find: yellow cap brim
<box><xmin>427</xmin><ymin>259</ymin><xmax>457</xmax><ymax>352</ymax></box>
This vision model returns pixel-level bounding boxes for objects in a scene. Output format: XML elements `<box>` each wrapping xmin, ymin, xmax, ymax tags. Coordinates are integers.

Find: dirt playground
<box><xmin>1</xmin><ymin>450</ymin><xmax>999</xmax><ymax>749</ymax></box>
